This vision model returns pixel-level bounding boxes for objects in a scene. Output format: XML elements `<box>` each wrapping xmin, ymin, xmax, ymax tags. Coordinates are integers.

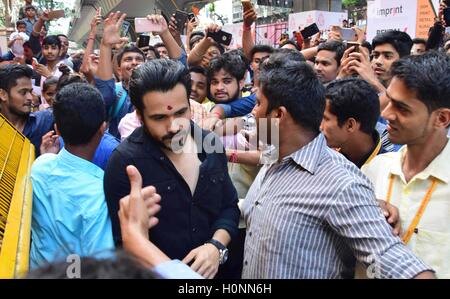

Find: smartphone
<box><xmin>444</xmin><ymin>8</ymin><xmax>450</xmax><ymax>25</ymax></box>
<box><xmin>138</xmin><ymin>35</ymin><xmax>150</xmax><ymax>48</ymax></box>
<box><xmin>207</xmin><ymin>30</ymin><xmax>233</xmax><ymax>46</ymax></box>
<box><xmin>242</xmin><ymin>0</ymin><xmax>253</xmax><ymax>12</ymax></box>
<box><xmin>175</xmin><ymin>10</ymin><xmax>189</xmax><ymax>32</ymax></box>
<box><xmin>188</xmin><ymin>13</ymin><xmax>196</xmax><ymax>22</ymax></box>
<box><xmin>346</xmin><ymin>41</ymin><xmax>360</xmax><ymax>53</ymax></box>
<box><xmin>340</xmin><ymin>28</ymin><xmax>357</xmax><ymax>41</ymax></box>
<box><xmin>47</xmin><ymin>9</ymin><xmax>65</xmax><ymax>20</ymax></box>
<box><xmin>301</xmin><ymin>23</ymin><xmax>320</xmax><ymax>39</ymax></box>
<box><xmin>121</xmin><ymin>20</ymin><xmax>131</xmax><ymax>36</ymax></box>
<box><xmin>135</xmin><ymin>18</ymin><xmax>163</xmax><ymax>33</ymax></box>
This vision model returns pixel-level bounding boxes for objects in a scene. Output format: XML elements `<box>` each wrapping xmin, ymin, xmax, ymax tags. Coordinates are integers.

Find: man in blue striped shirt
<box><xmin>241</xmin><ymin>55</ymin><xmax>435</xmax><ymax>279</ymax></box>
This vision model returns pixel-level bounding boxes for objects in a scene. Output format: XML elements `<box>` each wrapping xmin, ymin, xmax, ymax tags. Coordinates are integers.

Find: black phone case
<box><xmin>207</xmin><ymin>30</ymin><xmax>232</xmax><ymax>46</ymax></box>
<box><xmin>175</xmin><ymin>10</ymin><xmax>188</xmax><ymax>32</ymax></box>
<box><xmin>301</xmin><ymin>23</ymin><xmax>320</xmax><ymax>39</ymax></box>
<box><xmin>138</xmin><ymin>35</ymin><xmax>150</xmax><ymax>48</ymax></box>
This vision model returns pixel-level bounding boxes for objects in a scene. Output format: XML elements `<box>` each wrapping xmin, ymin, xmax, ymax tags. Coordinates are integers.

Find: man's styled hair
<box><xmin>153</xmin><ymin>42</ymin><xmax>167</xmax><ymax>51</ymax></box>
<box><xmin>250</xmin><ymin>45</ymin><xmax>274</xmax><ymax>61</ymax></box>
<box><xmin>189</xmin><ymin>31</ymin><xmax>205</xmax><ymax>49</ymax></box>
<box><xmin>26</xmin><ymin>252</ymin><xmax>159</xmax><ymax>279</ymax></box>
<box><xmin>372</xmin><ymin>30</ymin><xmax>413</xmax><ymax>58</ymax></box>
<box><xmin>42</xmin><ymin>35</ymin><xmax>62</xmax><ymax>49</ymax></box>
<box><xmin>317</xmin><ymin>41</ymin><xmax>346</xmax><ymax>67</ymax></box>
<box><xmin>259</xmin><ymin>55</ymin><xmax>325</xmax><ymax>133</ymax></box>
<box><xmin>189</xmin><ymin>65</ymin><xmax>207</xmax><ymax>76</ymax></box>
<box><xmin>0</xmin><ymin>64</ymin><xmax>33</xmax><ymax>94</ymax></box>
<box><xmin>271</xmin><ymin>48</ymin><xmax>306</xmax><ymax>63</ymax></box>
<box><xmin>129</xmin><ymin>59</ymin><xmax>191</xmax><ymax>112</ymax></box>
<box><xmin>280</xmin><ymin>40</ymin><xmax>301</xmax><ymax>51</ymax></box>
<box><xmin>390</xmin><ymin>51</ymin><xmax>450</xmax><ymax>112</ymax></box>
<box><xmin>53</xmin><ymin>83</ymin><xmax>106</xmax><ymax>145</ymax></box>
<box><xmin>325</xmin><ymin>78</ymin><xmax>380</xmax><ymax>135</ymax></box>
<box><xmin>116</xmin><ymin>45</ymin><xmax>146</xmax><ymax>67</ymax></box>
<box><xmin>207</xmin><ymin>51</ymin><xmax>248</xmax><ymax>83</ymax></box>
<box><xmin>412</xmin><ymin>38</ymin><xmax>427</xmax><ymax>46</ymax></box>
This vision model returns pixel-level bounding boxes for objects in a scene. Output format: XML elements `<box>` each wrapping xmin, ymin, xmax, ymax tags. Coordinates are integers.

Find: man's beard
<box><xmin>212</xmin><ymin>88</ymin><xmax>240</xmax><ymax>103</ymax></box>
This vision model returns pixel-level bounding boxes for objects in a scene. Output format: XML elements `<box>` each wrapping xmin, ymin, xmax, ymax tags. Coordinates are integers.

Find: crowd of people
<box><xmin>0</xmin><ymin>0</ymin><xmax>450</xmax><ymax>279</ymax></box>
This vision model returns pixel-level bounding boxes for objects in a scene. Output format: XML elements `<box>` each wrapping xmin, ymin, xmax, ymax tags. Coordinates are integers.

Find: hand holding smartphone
<box><xmin>242</xmin><ymin>0</ymin><xmax>253</xmax><ymax>12</ymax></box>
<box><xmin>301</xmin><ymin>23</ymin><xmax>320</xmax><ymax>39</ymax></box>
<box><xmin>135</xmin><ymin>18</ymin><xmax>164</xmax><ymax>33</ymax></box>
<box><xmin>207</xmin><ymin>30</ymin><xmax>233</xmax><ymax>46</ymax></box>
<box><xmin>47</xmin><ymin>10</ymin><xmax>65</xmax><ymax>20</ymax></box>
<box><xmin>174</xmin><ymin>10</ymin><xmax>189</xmax><ymax>32</ymax></box>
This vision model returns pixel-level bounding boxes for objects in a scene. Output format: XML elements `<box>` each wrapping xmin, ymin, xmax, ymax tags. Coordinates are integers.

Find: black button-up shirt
<box><xmin>104</xmin><ymin>123</ymin><xmax>240</xmax><ymax>260</ymax></box>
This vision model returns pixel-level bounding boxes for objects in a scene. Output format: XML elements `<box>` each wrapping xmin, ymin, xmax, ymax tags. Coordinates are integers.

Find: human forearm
<box><xmin>242</xmin><ymin>28</ymin><xmax>254</xmax><ymax>60</ymax></box>
<box><xmin>227</xmin><ymin>150</ymin><xmax>261</xmax><ymax>166</ymax></box>
<box><xmin>301</xmin><ymin>46</ymin><xmax>318</xmax><ymax>60</ymax></box>
<box><xmin>97</xmin><ymin>41</ymin><xmax>114</xmax><ymax>80</ymax></box>
<box><xmin>211</xmin><ymin>229</ymin><xmax>231</xmax><ymax>247</ymax></box>
<box><xmin>188</xmin><ymin>38</ymin><xmax>212</xmax><ymax>65</ymax></box>
<box><xmin>160</xmin><ymin>31</ymin><xmax>182</xmax><ymax>59</ymax></box>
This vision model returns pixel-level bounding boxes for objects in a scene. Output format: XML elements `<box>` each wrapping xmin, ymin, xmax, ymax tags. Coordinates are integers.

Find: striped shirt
<box><xmin>242</xmin><ymin>134</ymin><xmax>432</xmax><ymax>279</ymax></box>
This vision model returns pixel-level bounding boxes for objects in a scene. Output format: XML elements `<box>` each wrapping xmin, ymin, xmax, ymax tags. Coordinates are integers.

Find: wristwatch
<box><xmin>205</xmin><ymin>239</ymin><xmax>229</xmax><ymax>265</ymax></box>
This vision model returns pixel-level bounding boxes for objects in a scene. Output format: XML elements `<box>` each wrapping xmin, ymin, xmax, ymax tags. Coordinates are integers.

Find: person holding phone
<box><xmin>314</xmin><ymin>41</ymin><xmax>346</xmax><ymax>85</ymax></box>
<box><xmin>188</xmin><ymin>23</ymin><xmax>225</xmax><ymax>67</ymax></box>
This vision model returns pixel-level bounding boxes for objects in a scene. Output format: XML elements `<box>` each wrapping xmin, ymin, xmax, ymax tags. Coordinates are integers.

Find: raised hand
<box><xmin>145</xmin><ymin>14</ymin><xmax>169</xmax><ymax>35</ymax></box>
<box><xmin>101</xmin><ymin>11</ymin><xmax>129</xmax><ymax>46</ymax></box>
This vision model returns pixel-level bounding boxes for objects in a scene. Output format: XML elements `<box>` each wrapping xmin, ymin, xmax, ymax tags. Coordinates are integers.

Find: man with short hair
<box><xmin>321</xmin><ymin>78</ymin><xmax>388</xmax><ymax>168</ymax></box>
<box><xmin>0</xmin><ymin>64</ymin><xmax>53</xmax><ymax>155</ymax></box>
<box><xmin>314</xmin><ymin>40</ymin><xmax>346</xmax><ymax>85</ymax></box>
<box><xmin>104</xmin><ymin>59</ymin><xmax>240</xmax><ymax>279</ymax></box>
<box><xmin>57</xmin><ymin>34</ymin><xmax>74</xmax><ymax>69</ymax></box>
<box><xmin>411</xmin><ymin>38</ymin><xmax>427</xmax><ymax>55</ymax></box>
<box><xmin>362</xmin><ymin>52</ymin><xmax>450</xmax><ymax>278</ymax></box>
<box><xmin>339</xmin><ymin>30</ymin><xmax>413</xmax><ymax>110</ymax></box>
<box><xmin>241</xmin><ymin>53</ymin><xmax>434</xmax><ymax>279</ymax></box>
<box><xmin>207</xmin><ymin>52</ymin><xmax>248</xmax><ymax>105</ymax></box>
<box><xmin>30</xmin><ymin>83</ymin><xmax>114</xmax><ymax>269</ymax></box>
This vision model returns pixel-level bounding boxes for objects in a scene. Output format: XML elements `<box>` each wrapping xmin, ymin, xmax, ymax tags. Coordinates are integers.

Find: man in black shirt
<box><xmin>104</xmin><ymin>59</ymin><xmax>240</xmax><ymax>279</ymax></box>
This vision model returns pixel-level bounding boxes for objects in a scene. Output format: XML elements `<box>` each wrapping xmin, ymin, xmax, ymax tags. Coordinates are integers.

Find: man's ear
<box><xmin>435</xmin><ymin>108</ymin><xmax>450</xmax><ymax>129</ymax></box>
<box><xmin>0</xmin><ymin>89</ymin><xmax>8</xmax><ymax>103</ymax></box>
<box><xmin>345</xmin><ymin>118</ymin><xmax>359</xmax><ymax>133</ymax></box>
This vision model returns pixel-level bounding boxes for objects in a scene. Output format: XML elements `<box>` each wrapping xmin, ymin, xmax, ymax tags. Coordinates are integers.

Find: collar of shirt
<box><xmin>390</xmin><ymin>137</ymin><xmax>450</xmax><ymax>184</ymax></box>
<box><xmin>356</xmin><ymin>130</ymin><xmax>384</xmax><ymax>169</ymax></box>
<box><xmin>57</xmin><ymin>147</ymin><xmax>104</xmax><ymax>179</ymax></box>
<box><xmin>282</xmin><ymin>133</ymin><xmax>325</xmax><ymax>175</ymax></box>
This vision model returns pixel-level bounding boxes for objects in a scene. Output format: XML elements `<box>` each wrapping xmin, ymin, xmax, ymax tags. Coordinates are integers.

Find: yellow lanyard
<box><xmin>363</xmin><ymin>139</ymin><xmax>382</xmax><ymax>167</ymax></box>
<box><xmin>385</xmin><ymin>174</ymin><xmax>438</xmax><ymax>244</ymax></box>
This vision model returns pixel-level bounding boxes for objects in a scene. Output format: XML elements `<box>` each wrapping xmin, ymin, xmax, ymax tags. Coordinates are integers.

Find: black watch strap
<box><xmin>206</xmin><ymin>239</ymin><xmax>226</xmax><ymax>251</ymax></box>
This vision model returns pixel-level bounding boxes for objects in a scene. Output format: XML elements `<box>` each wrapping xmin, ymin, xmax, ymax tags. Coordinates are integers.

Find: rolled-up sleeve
<box><xmin>216</xmin><ymin>94</ymin><xmax>256</xmax><ymax>118</ymax></box>
<box><xmin>326</xmin><ymin>181</ymin><xmax>433</xmax><ymax>279</ymax></box>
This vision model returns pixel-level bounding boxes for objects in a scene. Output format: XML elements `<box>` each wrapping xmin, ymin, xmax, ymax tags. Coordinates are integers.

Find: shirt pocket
<box><xmin>413</xmin><ymin>228</ymin><xmax>450</xmax><ymax>278</ymax></box>
<box><xmin>149</xmin><ymin>179</ymin><xmax>183</xmax><ymax>210</ymax></box>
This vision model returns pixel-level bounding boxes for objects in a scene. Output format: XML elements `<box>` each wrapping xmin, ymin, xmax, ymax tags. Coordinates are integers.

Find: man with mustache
<box><xmin>104</xmin><ymin>59</ymin><xmax>240</xmax><ymax>279</ymax></box>
<box><xmin>362</xmin><ymin>52</ymin><xmax>450</xmax><ymax>278</ymax></box>
<box><xmin>0</xmin><ymin>64</ymin><xmax>53</xmax><ymax>156</ymax></box>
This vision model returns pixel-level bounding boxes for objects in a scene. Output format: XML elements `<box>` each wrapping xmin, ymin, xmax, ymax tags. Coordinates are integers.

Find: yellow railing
<box><xmin>0</xmin><ymin>113</ymin><xmax>35</xmax><ymax>278</ymax></box>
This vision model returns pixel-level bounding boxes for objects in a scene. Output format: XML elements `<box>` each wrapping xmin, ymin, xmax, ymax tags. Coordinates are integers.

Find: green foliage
<box><xmin>342</xmin><ymin>0</ymin><xmax>366</xmax><ymax>8</ymax></box>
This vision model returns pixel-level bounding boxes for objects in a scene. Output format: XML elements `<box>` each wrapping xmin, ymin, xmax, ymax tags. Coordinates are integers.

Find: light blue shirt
<box><xmin>30</xmin><ymin>148</ymin><xmax>114</xmax><ymax>269</ymax></box>
<box><xmin>153</xmin><ymin>260</ymin><xmax>203</xmax><ymax>279</ymax></box>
